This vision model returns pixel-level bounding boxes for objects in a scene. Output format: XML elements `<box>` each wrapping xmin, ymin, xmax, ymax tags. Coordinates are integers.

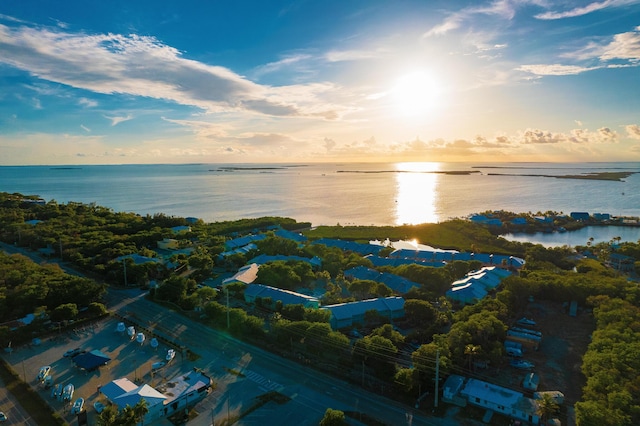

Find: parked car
<box><xmin>0</xmin><ymin>412</ymin><xmax>7</xmax><ymax>422</ymax></box>
<box><xmin>63</xmin><ymin>347</ymin><xmax>83</xmax><ymax>358</ymax></box>
<box><xmin>93</xmin><ymin>401</ymin><xmax>106</xmax><ymax>413</ymax></box>
<box><xmin>510</xmin><ymin>359</ymin><xmax>534</xmax><ymax>370</ymax></box>
<box><xmin>71</xmin><ymin>397</ymin><xmax>84</xmax><ymax>414</ymax></box>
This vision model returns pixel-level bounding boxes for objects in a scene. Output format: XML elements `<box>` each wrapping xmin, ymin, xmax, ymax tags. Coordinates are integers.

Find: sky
<box><xmin>1</xmin><ymin>0</ymin><xmax>640</xmax><ymax>165</ymax></box>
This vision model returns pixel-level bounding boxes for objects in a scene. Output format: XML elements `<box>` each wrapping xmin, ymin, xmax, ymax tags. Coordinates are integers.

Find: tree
<box><xmin>536</xmin><ymin>393</ymin><xmax>559</xmax><ymax>424</ymax></box>
<box><xmin>319</xmin><ymin>408</ymin><xmax>347</xmax><ymax>426</ymax></box>
<box><xmin>50</xmin><ymin>303</ymin><xmax>78</xmax><ymax>322</ymax></box>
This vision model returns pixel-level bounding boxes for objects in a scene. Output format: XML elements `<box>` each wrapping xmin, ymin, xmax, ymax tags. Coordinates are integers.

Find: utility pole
<box><xmin>123</xmin><ymin>260</ymin><xmax>128</xmax><ymax>286</ymax></box>
<box><xmin>434</xmin><ymin>349</ymin><xmax>440</xmax><ymax>409</ymax></box>
<box><xmin>226</xmin><ymin>287</ymin><xmax>230</xmax><ymax>329</ymax></box>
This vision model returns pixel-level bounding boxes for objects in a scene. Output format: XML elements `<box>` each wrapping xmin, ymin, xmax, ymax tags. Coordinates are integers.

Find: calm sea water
<box><xmin>1</xmin><ymin>162</ymin><xmax>639</xmax><ymax>245</ymax></box>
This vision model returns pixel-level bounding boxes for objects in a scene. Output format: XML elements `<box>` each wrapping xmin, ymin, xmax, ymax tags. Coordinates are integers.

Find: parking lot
<box><xmin>2</xmin><ymin>318</ymin><xmax>188</xmax><ymax>425</ymax></box>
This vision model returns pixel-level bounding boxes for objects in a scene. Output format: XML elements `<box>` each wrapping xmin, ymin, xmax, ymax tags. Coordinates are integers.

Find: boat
<box><xmin>166</xmin><ymin>349</ymin><xmax>175</xmax><ymax>362</ymax></box>
<box><xmin>516</xmin><ymin>317</ymin><xmax>536</xmax><ymax>327</ymax></box>
<box><xmin>151</xmin><ymin>361</ymin><xmax>166</xmax><ymax>371</ymax></box>
<box><xmin>136</xmin><ymin>332</ymin><xmax>145</xmax><ymax>345</ymax></box>
<box><xmin>127</xmin><ymin>326</ymin><xmax>136</xmax><ymax>340</ymax></box>
<box><xmin>37</xmin><ymin>366</ymin><xmax>51</xmax><ymax>382</ymax></box>
<box><xmin>510</xmin><ymin>359</ymin><xmax>534</xmax><ymax>370</ymax></box>
<box><xmin>71</xmin><ymin>397</ymin><xmax>85</xmax><ymax>414</ymax></box>
<box><xmin>62</xmin><ymin>383</ymin><xmax>74</xmax><ymax>402</ymax></box>
<box><xmin>150</xmin><ymin>338</ymin><xmax>159</xmax><ymax>349</ymax></box>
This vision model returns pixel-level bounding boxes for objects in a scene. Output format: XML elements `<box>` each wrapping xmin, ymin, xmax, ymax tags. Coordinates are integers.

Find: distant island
<box><xmin>485</xmin><ymin>171</ymin><xmax>636</xmax><ymax>181</ymax></box>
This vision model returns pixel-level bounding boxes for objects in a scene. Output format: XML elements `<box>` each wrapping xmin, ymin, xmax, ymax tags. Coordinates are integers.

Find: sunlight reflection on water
<box><xmin>394</xmin><ymin>162</ymin><xmax>439</xmax><ymax>225</ymax></box>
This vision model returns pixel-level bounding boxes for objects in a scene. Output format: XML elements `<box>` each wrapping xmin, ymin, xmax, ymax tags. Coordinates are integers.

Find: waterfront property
<box><xmin>343</xmin><ymin>266</ymin><xmax>420</xmax><ymax>294</ymax></box>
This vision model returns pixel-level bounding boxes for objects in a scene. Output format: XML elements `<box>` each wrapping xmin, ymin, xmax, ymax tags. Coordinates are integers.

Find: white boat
<box><xmin>150</xmin><ymin>337</ymin><xmax>159</xmax><ymax>349</ymax></box>
<box><xmin>166</xmin><ymin>349</ymin><xmax>175</xmax><ymax>362</ymax></box>
<box><xmin>136</xmin><ymin>332</ymin><xmax>145</xmax><ymax>345</ymax></box>
<box><xmin>116</xmin><ymin>322</ymin><xmax>126</xmax><ymax>333</ymax></box>
<box><xmin>62</xmin><ymin>383</ymin><xmax>74</xmax><ymax>402</ymax></box>
<box><xmin>71</xmin><ymin>397</ymin><xmax>85</xmax><ymax>414</ymax></box>
<box><xmin>127</xmin><ymin>326</ymin><xmax>136</xmax><ymax>340</ymax></box>
<box><xmin>37</xmin><ymin>366</ymin><xmax>51</xmax><ymax>382</ymax></box>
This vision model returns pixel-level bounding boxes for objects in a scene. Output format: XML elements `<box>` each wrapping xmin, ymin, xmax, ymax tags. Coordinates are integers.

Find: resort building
<box><xmin>344</xmin><ymin>266</ymin><xmax>420</xmax><ymax>295</ymax></box>
<box><xmin>446</xmin><ymin>266</ymin><xmax>512</xmax><ymax>305</ymax></box>
<box><xmin>244</xmin><ymin>284</ymin><xmax>320</xmax><ymax>309</ymax></box>
<box><xmin>322</xmin><ymin>297</ymin><xmax>405</xmax><ymax>330</ymax></box>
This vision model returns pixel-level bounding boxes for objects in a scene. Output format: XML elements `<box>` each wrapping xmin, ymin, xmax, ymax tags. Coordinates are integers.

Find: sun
<box><xmin>391</xmin><ymin>71</ymin><xmax>441</xmax><ymax>118</ymax></box>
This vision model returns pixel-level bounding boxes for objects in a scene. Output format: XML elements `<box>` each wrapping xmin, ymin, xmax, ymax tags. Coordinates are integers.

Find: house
<box><xmin>222</xmin><ymin>263</ymin><xmax>260</xmax><ymax>286</ymax></box>
<box><xmin>244</xmin><ymin>284</ymin><xmax>320</xmax><ymax>309</ymax></box>
<box><xmin>608</xmin><ymin>253</ymin><xmax>635</xmax><ymax>272</ymax></box>
<box><xmin>170</xmin><ymin>225</ymin><xmax>191</xmax><ymax>234</ymax></box>
<box><xmin>322</xmin><ymin>297</ymin><xmax>405</xmax><ymax>330</ymax></box>
<box><xmin>224</xmin><ymin>234</ymin><xmax>267</xmax><ymax>250</ymax></box>
<box><xmin>593</xmin><ymin>213</ymin><xmax>611</xmax><ymax>221</ymax></box>
<box><xmin>100</xmin><ymin>369</ymin><xmax>212</xmax><ymax>424</ymax></box>
<box><xmin>157</xmin><ymin>238</ymin><xmax>180</xmax><ymax>250</ymax></box>
<box><xmin>445</xmin><ymin>375</ymin><xmax>540</xmax><ymax>425</ymax></box>
<box><xmin>570</xmin><ymin>212</ymin><xmax>590</xmax><ymax>221</ymax></box>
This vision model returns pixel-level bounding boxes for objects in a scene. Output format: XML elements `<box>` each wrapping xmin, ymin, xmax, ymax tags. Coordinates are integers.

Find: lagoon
<box><xmin>502</xmin><ymin>225</ymin><xmax>640</xmax><ymax>248</ymax></box>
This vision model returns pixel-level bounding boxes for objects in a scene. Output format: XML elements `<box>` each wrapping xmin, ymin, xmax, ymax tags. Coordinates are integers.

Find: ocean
<box><xmin>1</xmin><ymin>162</ymin><xmax>640</xmax><ymax>245</ymax></box>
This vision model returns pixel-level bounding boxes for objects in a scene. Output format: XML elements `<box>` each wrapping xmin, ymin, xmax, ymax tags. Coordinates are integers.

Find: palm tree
<box><xmin>133</xmin><ymin>399</ymin><xmax>149</xmax><ymax>425</ymax></box>
<box><xmin>536</xmin><ymin>393</ymin><xmax>559</xmax><ymax>424</ymax></box>
<box><xmin>464</xmin><ymin>344</ymin><xmax>481</xmax><ymax>371</ymax></box>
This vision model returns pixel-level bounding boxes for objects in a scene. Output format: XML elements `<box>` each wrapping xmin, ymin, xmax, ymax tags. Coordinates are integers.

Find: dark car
<box><xmin>63</xmin><ymin>347</ymin><xmax>83</xmax><ymax>358</ymax></box>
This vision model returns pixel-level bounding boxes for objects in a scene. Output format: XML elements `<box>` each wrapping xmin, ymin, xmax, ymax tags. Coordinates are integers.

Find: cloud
<box><xmin>626</xmin><ymin>124</ymin><xmax>640</xmax><ymax>139</ymax></box>
<box><xmin>104</xmin><ymin>114</ymin><xmax>133</xmax><ymax>126</ymax></box>
<box><xmin>324</xmin><ymin>137</ymin><xmax>336</xmax><ymax>152</ymax></box>
<box><xmin>598</xmin><ymin>26</ymin><xmax>640</xmax><ymax>62</ymax></box>
<box><xmin>80</xmin><ymin>124</ymin><xmax>90</xmax><ymax>132</ymax></box>
<box><xmin>423</xmin><ymin>0</ymin><xmax>519</xmax><ymax>38</ymax></box>
<box><xmin>517</xmin><ymin>64</ymin><xmax>599</xmax><ymax>76</ymax></box>
<box><xmin>522</xmin><ymin>127</ymin><xmax>619</xmax><ymax>144</ymax></box>
<box><xmin>534</xmin><ymin>0</ymin><xmax>638</xmax><ymax>20</ymax></box>
<box><xmin>252</xmin><ymin>54</ymin><xmax>312</xmax><ymax>77</ymax></box>
<box><xmin>0</xmin><ymin>23</ymin><xmax>344</xmax><ymax>120</ymax></box>
<box><xmin>325</xmin><ymin>49</ymin><xmax>384</xmax><ymax>62</ymax></box>
<box><xmin>78</xmin><ymin>97</ymin><xmax>98</xmax><ymax>108</ymax></box>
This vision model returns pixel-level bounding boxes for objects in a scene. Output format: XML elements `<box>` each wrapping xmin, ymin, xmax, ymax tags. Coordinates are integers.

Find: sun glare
<box><xmin>391</xmin><ymin>71</ymin><xmax>441</xmax><ymax>118</ymax></box>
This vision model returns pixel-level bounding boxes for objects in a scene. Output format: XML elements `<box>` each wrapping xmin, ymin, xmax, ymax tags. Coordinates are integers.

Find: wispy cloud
<box><xmin>78</xmin><ymin>97</ymin><xmax>98</xmax><ymax>108</ymax></box>
<box><xmin>517</xmin><ymin>63</ymin><xmax>600</xmax><ymax>75</ymax></box>
<box><xmin>80</xmin><ymin>124</ymin><xmax>91</xmax><ymax>132</ymax></box>
<box><xmin>534</xmin><ymin>0</ymin><xmax>639</xmax><ymax>20</ymax></box>
<box><xmin>104</xmin><ymin>114</ymin><xmax>133</xmax><ymax>126</ymax></box>
<box><xmin>0</xmin><ymin>23</ymin><xmax>343</xmax><ymax>120</ymax></box>
<box><xmin>627</xmin><ymin>124</ymin><xmax>640</xmax><ymax>139</ymax></box>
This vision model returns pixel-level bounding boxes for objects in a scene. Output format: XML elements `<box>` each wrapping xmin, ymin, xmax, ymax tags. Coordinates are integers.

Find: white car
<box><xmin>93</xmin><ymin>401</ymin><xmax>106</xmax><ymax>413</ymax></box>
<box><xmin>71</xmin><ymin>397</ymin><xmax>85</xmax><ymax>414</ymax></box>
<box><xmin>0</xmin><ymin>412</ymin><xmax>7</xmax><ymax>422</ymax></box>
